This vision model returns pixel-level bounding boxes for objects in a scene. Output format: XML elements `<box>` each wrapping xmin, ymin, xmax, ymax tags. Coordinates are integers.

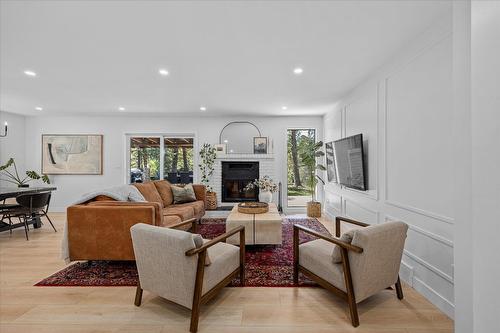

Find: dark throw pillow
<box><xmin>171</xmin><ymin>184</ymin><xmax>197</xmax><ymax>204</ymax></box>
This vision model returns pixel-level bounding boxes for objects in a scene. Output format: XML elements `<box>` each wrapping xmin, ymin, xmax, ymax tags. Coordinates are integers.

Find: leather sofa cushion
<box><xmin>161</xmin><ymin>214</ymin><xmax>182</xmax><ymax>227</ymax></box>
<box><xmin>163</xmin><ymin>206</ymin><xmax>194</xmax><ymax>221</ymax></box>
<box><xmin>133</xmin><ymin>182</ymin><xmax>164</xmax><ymax>208</ymax></box>
<box><xmin>153</xmin><ymin>180</ymin><xmax>174</xmax><ymax>206</ymax></box>
<box><xmin>171</xmin><ymin>200</ymin><xmax>205</xmax><ymax>217</ymax></box>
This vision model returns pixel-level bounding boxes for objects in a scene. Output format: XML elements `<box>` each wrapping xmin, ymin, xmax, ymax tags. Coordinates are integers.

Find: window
<box><xmin>128</xmin><ymin>135</ymin><xmax>194</xmax><ymax>184</ymax></box>
<box><xmin>287</xmin><ymin>129</ymin><xmax>316</xmax><ymax>207</ymax></box>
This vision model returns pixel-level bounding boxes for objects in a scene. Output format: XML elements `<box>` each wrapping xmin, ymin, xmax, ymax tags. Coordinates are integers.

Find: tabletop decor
<box><xmin>237</xmin><ymin>202</ymin><xmax>269</xmax><ymax>214</ymax></box>
<box><xmin>0</xmin><ymin>158</ymin><xmax>50</xmax><ymax>187</ymax></box>
<box><xmin>244</xmin><ymin>175</ymin><xmax>278</xmax><ymax>203</ymax></box>
<box><xmin>42</xmin><ymin>134</ymin><xmax>103</xmax><ymax>174</ymax></box>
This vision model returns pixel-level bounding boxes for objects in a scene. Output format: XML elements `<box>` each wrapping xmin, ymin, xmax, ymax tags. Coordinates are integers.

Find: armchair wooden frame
<box><xmin>293</xmin><ymin>216</ymin><xmax>404</xmax><ymax>327</ymax></box>
<box><xmin>134</xmin><ymin>224</ymin><xmax>245</xmax><ymax>333</ymax></box>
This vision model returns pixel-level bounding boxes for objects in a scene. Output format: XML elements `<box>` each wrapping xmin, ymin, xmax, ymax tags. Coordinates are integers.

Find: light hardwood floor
<box><xmin>0</xmin><ymin>213</ymin><xmax>453</xmax><ymax>333</ymax></box>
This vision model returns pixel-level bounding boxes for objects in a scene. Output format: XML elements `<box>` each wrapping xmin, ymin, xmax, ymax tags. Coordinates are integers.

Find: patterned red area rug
<box><xmin>35</xmin><ymin>217</ymin><xmax>329</xmax><ymax>287</ymax></box>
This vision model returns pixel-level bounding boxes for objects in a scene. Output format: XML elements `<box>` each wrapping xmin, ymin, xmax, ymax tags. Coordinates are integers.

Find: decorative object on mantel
<box><xmin>244</xmin><ymin>175</ymin><xmax>279</xmax><ymax>203</ymax></box>
<box><xmin>219</xmin><ymin>121</ymin><xmax>263</xmax><ymax>154</ymax></box>
<box><xmin>214</xmin><ymin>143</ymin><xmax>227</xmax><ymax>156</ymax></box>
<box><xmin>253</xmin><ymin>137</ymin><xmax>268</xmax><ymax>154</ymax></box>
<box><xmin>237</xmin><ymin>202</ymin><xmax>269</xmax><ymax>214</ymax></box>
<box><xmin>42</xmin><ymin>134</ymin><xmax>103</xmax><ymax>175</ymax></box>
<box><xmin>300</xmin><ymin>140</ymin><xmax>326</xmax><ymax>217</ymax></box>
<box><xmin>0</xmin><ymin>121</ymin><xmax>7</xmax><ymax>137</ymax></box>
<box><xmin>0</xmin><ymin>158</ymin><xmax>50</xmax><ymax>187</ymax></box>
<box><xmin>198</xmin><ymin>143</ymin><xmax>218</xmax><ymax>210</ymax></box>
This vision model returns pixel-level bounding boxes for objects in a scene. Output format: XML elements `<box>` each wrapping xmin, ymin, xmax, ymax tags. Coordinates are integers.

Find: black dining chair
<box><xmin>11</xmin><ymin>192</ymin><xmax>56</xmax><ymax>240</ymax></box>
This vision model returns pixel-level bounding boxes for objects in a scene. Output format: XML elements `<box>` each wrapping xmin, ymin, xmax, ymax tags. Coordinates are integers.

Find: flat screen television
<box><xmin>333</xmin><ymin>134</ymin><xmax>367</xmax><ymax>191</ymax></box>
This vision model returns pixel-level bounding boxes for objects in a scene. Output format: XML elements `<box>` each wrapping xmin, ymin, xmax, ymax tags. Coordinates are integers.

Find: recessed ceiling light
<box><xmin>282</xmin><ymin>106</ymin><xmax>288</xmax><ymax>110</ymax></box>
<box><xmin>293</xmin><ymin>67</ymin><xmax>303</xmax><ymax>75</ymax></box>
<box><xmin>158</xmin><ymin>68</ymin><xmax>169</xmax><ymax>76</ymax></box>
<box><xmin>35</xmin><ymin>106</ymin><xmax>43</xmax><ymax>111</ymax></box>
<box><xmin>223</xmin><ymin>139</ymin><xmax>228</xmax><ymax>143</ymax></box>
<box><xmin>200</xmin><ymin>106</ymin><xmax>207</xmax><ymax>111</ymax></box>
<box><xmin>24</xmin><ymin>70</ymin><xmax>37</xmax><ymax>77</ymax></box>
<box><xmin>118</xmin><ymin>106</ymin><xmax>125</xmax><ymax>111</ymax></box>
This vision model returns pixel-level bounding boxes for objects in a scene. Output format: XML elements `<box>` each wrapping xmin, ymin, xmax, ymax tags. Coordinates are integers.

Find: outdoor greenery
<box><xmin>130</xmin><ymin>146</ymin><xmax>160</xmax><ymax>180</ymax></box>
<box><xmin>287</xmin><ymin>129</ymin><xmax>318</xmax><ymax>199</ymax></box>
<box><xmin>164</xmin><ymin>147</ymin><xmax>194</xmax><ymax>173</ymax></box>
<box><xmin>0</xmin><ymin>158</ymin><xmax>50</xmax><ymax>186</ymax></box>
<box><xmin>198</xmin><ymin>143</ymin><xmax>217</xmax><ymax>192</ymax></box>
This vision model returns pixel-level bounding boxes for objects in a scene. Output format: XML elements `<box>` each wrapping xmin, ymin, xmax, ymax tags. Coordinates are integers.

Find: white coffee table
<box><xmin>226</xmin><ymin>203</ymin><xmax>282</xmax><ymax>245</ymax></box>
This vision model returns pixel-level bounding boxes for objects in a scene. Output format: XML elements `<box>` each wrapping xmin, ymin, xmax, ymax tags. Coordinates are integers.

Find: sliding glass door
<box><xmin>127</xmin><ymin>135</ymin><xmax>194</xmax><ymax>184</ymax></box>
<box><xmin>287</xmin><ymin>129</ymin><xmax>316</xmax><ymax>207</ymax></box>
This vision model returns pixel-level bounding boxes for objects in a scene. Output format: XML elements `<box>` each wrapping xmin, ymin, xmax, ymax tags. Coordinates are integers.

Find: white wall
<box><xmin>323</xmin><ymin>14</ymin><xmax>454</xmax><ymax>317</ymax></box>
<box><xmin>0</xmin><ymin>111</ymin><xmax>26</xmax><ymax>187</ymax></box>
<box><xmin>471</xmin><ymin>2</ymin><xmax>500</xmax><ymax>332</ymax></box>
<box><xmin>23</xmin><ymin>115</ymin><xmax>322</xmax><ymax>211</ymax></box>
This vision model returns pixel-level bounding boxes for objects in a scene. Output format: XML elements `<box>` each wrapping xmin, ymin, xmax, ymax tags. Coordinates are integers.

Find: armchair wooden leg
<box><xmin>134</xmin><ymin>284</ymin><xmax>143</xmax><ymax>306</ymax></box>
<box><xmin>239</xmin><ymin>229</ymin><xmax>245</xmax><ymax>286</ymax></box>
<box><xmin>190</xmin><ymin>251</ymin><xmax>206</xmax><ymax>333</ymax></box>
<box><xmin>293</xmin><ymin>226</ymin><xmax>299</xmax><ymax>285</ymax></box>
<box><xmin>341</xmin><ymin>248</ymin><xmax>359</xmax><ymax>327</ymax></box>
<box><xmin>395</xmin><ymin>276</ymin><xmax>404</xmax><ymax>300</ymax></box>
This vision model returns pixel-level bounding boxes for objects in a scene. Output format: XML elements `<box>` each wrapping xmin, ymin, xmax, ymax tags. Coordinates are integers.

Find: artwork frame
<box><xmin>214</xmin><ymin>143</ymin><xmax>227</xmax><ymax>156</ymax></box>
<box><xmin>325</xmin><ymin>141</ymin><xmax>337</xmax><ymax>183</ymax></box>
<box><xmin>41</xmin><ymin>134</ymin><xmax>103</xmax><ymax>175</ymax></box>
<box><xmin>253</xmin><ymin>137</ymin><xmax>268</xmax><ymax>154</ymax></box>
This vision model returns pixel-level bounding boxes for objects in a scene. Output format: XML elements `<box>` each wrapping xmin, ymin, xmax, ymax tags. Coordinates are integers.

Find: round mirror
<box><xmin>219</xmin><ymin>121</ymin><xmax>261</xmax><ymax>154</ymax></box>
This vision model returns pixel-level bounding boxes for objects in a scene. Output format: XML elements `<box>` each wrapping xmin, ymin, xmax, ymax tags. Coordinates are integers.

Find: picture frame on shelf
<box><xmin>253</xmin><ymin>137</ymin><xmax>268</xmax><ymax>154</ymax></box>
<box><xmin>214</xmin><ymin>143</ymin><xmax>227</xmax><ymax>156</ymax></box>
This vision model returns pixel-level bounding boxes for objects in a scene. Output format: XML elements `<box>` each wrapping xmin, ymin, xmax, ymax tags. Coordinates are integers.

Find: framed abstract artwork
<box><xmin>42</xmin><ymin>134</ymin><xmax>103</xmax><ymax>174</ymax></box>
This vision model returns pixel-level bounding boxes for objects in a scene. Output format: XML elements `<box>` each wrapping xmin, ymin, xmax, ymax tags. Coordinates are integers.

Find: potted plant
<box><xmin>0</xmin><ymin>158</ymin><xmax>50</xmax><ymax>187</ymax></box>
<box><xmin>199</xmin><ymin>143</ymin><xmax>217</xmax><ymax>210</ymax></box>
<box><xmin>244</xmin><ymin>175</ymin><xmax>279</xmax><ymax>203</ymax></box>
<box><xmin>299</xmin><ymin>140</ymin><xmax>326</xmax><ymax>217</ymax></box>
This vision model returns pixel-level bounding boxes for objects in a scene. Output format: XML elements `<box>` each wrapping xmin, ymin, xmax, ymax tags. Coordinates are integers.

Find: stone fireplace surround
<box><xmin>207</xmin><ymin>153</ymin><xmax>276</xmax><ymax>206</ymax></box>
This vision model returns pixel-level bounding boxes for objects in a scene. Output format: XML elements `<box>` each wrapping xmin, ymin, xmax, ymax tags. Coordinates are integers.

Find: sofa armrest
<box><xmin>67</xmin><ymin>204</ymin><xmax>159</xmax><ymax>260</ymax></box>
<box><xmin>192</xmin><ymin>184</ymin><xmax>206</xmax><ymax>202</ymax></box>
<box><xmin>88</xmin><ymin>201</ymin><xmax>162</xmax><ymax>227</ymax></box>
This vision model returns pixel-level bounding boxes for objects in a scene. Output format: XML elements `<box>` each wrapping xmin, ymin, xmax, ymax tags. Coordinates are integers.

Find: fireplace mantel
<box><xmin>215</xmin><ymin>153</ymin><xmax>275</xmax><ymax>160</ymax></box>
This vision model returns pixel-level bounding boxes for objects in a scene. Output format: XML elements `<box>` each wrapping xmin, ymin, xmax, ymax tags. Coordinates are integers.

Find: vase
<box><xmin>258</xmin><ymin>190</ymin><xmax>272</xmax><ymax>203</ymax></box>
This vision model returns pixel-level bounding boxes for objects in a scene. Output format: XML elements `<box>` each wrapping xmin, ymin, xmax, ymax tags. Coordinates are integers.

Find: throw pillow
<box><xmin>171</xmin><ymin>184</ymin><xmax>197</xmax><ymax>204</ymax></box>
<box><xmin>193</xmin><ymin>234</ymin><xmax>212</xmax><ymax>266</ymax></box>
<box><xmin>332</xmin><ymin>229</ymin><xmax>356</xmax><ymax>263</ymax></box>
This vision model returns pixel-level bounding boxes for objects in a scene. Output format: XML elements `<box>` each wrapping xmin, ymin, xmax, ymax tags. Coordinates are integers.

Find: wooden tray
<box><xmin>238</xmin><ymin>202</ymin><xmax>269</xmax><ymax>214</ymax></box>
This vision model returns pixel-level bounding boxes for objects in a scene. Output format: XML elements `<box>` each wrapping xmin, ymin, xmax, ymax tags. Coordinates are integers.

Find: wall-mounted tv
<box><xmin>333</xmin><ymin>134</ymin><xmax>367</xmax><ymax>191</ymax></box>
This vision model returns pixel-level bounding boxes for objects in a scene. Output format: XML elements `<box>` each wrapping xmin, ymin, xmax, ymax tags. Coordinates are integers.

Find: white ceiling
<box><xmin>0</xmin><ymin>0</ymin><xmax>451</xmax><ymax>117</ymax></box>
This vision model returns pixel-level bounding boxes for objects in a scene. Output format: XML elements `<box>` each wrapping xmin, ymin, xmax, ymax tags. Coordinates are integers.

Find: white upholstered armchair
<box><xmin>131</xmin><ymin>223</ymin><xmax>245</xmax><ymax>333</ymax></box>
<box><xmin>293</xmin><ymin>216</ymin><xmax>408</xmax><ymax>327</ymax></box>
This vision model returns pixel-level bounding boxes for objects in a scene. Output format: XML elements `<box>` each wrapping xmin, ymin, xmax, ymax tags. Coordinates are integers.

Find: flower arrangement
<box><xmin>244</xmin><ymin>175</ymin><xmax>279</xmax><ymax>193</ymax></box>
<box><xmin>0</xmin><ymin>158</ymin><xmax>50</xmax><ymax>187</ymax></box>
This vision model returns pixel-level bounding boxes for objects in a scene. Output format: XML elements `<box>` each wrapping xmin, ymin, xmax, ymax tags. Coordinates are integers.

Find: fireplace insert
<box><xmin>221</xmin><ymin>161</ymin><xmax>259</xmax><ymax>202</ymax></box>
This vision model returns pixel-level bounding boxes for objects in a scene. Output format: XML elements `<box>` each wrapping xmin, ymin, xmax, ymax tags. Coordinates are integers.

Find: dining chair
<box><xmin>10</xmin><ymin>192</ymin><xmax>56</xmax><ymax>240</ymax></box>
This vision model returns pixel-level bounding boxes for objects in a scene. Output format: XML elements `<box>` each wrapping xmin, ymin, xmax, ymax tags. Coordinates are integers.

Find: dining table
<box><xmin>0</xmin><ymin>186</ymin><xmax>57</xmax><ymax>233</ymax></box>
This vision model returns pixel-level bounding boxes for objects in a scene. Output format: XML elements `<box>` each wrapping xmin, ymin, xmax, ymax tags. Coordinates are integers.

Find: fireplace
<box><xmin>221</xmin><ymin>161</ymin><xmax>259</xmax><ymax>202</ymax></box>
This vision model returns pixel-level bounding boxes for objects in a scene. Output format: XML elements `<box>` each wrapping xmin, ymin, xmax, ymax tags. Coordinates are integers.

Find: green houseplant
<box><xmin>0</xmin><ymin>158</ymin><xmax>50</xmax><ymax>187</ymax></box>
<box><xmin>299</xmin><ymin>140</ymin><xmax>326</xmax><ymax>217</ymax></box>
<box><xmin>198</xmin><ymin>143</ymin><xmax>217</xmax><ymax>209</ymax></box>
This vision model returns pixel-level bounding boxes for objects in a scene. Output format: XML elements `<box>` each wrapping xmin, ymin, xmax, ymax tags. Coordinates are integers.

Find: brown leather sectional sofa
<box><xmin>66</xmin><ymin>180</ymin><xmax>206</xmax><ymax>261</ymax></box>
